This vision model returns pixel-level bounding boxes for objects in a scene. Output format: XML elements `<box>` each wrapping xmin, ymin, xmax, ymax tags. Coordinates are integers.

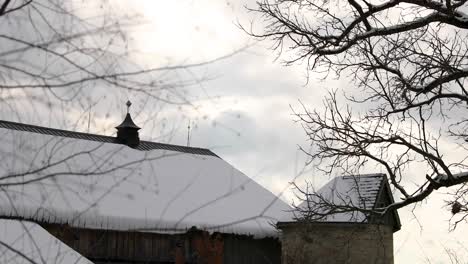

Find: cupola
<box><xmin>115</xmin><ymin>100</ymin><xmax>140</xmax><ymax>148</ymax></box>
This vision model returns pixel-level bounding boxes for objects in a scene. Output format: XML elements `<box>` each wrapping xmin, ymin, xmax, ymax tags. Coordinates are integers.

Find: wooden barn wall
<box><xmin>223</xmin><ymin>235</ymin><xmax>281</xmax><ymax>264</ymax></box>
<box><xmin>43</xmin><ymin>223</ymin><xmax>178</xmax><ymax>263</ymax></box>
<box><xmin>42</xmin><ymin>224</ymin><xmax>281</xmax><ymax>264</ymax></box>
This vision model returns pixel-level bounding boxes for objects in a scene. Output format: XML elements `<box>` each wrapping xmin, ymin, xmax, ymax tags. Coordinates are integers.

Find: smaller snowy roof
<box><xmin>0</xmin><ymin>219</ymin><xmax>92</xmax><ymax>264</ymax></box>
<box><xmin>281</xmin><ymin>174</ymin><xmax>400</xmax><ymax>230</ymax></box>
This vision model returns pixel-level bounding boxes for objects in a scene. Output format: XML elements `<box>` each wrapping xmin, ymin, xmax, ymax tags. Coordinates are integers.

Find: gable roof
<box><xmin>0</xmin><ymin>120</ymin><xmax>291</xmax><ymax>238</ymax></box>
<box><xmin>0</xmin><ymin>219</ymin><xmax>93</xmax><ymax>264</ymax></box>
<box><xmin>280</xmin><ymin>174</ymin><xmax>401</xmax><ymax>231</ymax></box>
<box><xmin>0</xmin><ymin>119</ymin><xmax>217</xmax><ymax>156</ymax></box>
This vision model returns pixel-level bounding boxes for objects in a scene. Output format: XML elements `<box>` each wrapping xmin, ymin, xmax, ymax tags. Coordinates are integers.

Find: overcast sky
<box><xmin>2</xmin><ymin>0</ymin><xmax>466</xmax><ymax>263</ymax></box>
<box><xmin>104</xmin><ymin>1</ymin><xmax>468</xmax><ymax>263</ymax></box>
<box><xmin>101</xmin><ymin>2</ymin><xmax>468</xmax><ymax>263</ymax></box>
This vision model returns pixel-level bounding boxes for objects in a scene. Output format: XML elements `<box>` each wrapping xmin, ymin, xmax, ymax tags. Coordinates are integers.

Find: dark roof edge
<box><xmin>0</xmin><ymin>119</ymin><xmax>218</xmax><ymax>157</ymax></box>
<box><xmin>0</xmin><ymin>119</ymin><xmax>114</xmax><ymax>140</ymax></box>
<box><xmin>340</xmin><ymin>172</ymin><xmax>386</xmax><ymax>179</ymax></box>
<box><xmin>277</xmin><ymin>221</ymin><xmax>384</xmax><ymax>228</ymax></box>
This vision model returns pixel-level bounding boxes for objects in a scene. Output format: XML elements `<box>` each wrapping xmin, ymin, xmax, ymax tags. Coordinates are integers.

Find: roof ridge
<box><xmin>0</xmin><ymin>119</ymin><xmax>115</xmax><ymax>140</ymax></box>
<box><xmin>341</xmin><ymin>173</ymin><xmax>385</xmax><ymax>179</ymax></box>
<box><xmin>0</xmin><ymin>119</ymin><xmax>218</xmax><ymax>157</ymax></box>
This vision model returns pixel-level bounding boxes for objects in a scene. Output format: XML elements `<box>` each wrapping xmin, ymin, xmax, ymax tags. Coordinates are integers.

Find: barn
<box><xmin>0</xmin><ymin>109</ymin><xmax>291</xmax><ymax>264</ymax></box>
<box><xmin>0</xmin><ymin>107</ymin><xmax>401</xmax><ymax>264</ymax></box>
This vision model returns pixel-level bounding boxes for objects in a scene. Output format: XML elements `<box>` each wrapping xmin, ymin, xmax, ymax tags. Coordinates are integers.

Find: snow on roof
<box><xmin>281</xmin><ymin>174</ymin><xmax>385</xmax><ymax>223</ymax></box>
<box><xmin>0</xmin><ymin>123</ymin><xmax>292</xmax><ymax>238</ymax></box>
<box><xmin>0</xmin><ymin>219</ymin><xmax>93</xmax><ymax>264</ymax></box>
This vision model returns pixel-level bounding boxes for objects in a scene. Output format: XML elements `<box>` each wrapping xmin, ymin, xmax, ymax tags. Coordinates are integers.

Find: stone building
<box><xmin>278</xmin><ymin>174</ymin><xmax>401</xmax><ymax>264</ymax></box>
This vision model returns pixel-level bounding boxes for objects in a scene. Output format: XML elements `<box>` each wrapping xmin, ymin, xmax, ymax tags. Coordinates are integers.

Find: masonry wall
<box><xmin>280</xmin><ymin>223</ymin><xmax>393</xmax><ymax>264</ymax></box>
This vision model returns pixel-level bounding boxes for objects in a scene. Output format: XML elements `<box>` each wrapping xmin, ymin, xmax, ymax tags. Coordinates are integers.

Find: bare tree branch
<box><xmin>249</xmin><ymin>0</ymin><xmax>468</xmax><ymax>226</ymax></box>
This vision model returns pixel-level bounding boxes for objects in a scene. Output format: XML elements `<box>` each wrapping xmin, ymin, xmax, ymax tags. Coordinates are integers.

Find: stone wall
<box><xmin>279</xmin><ymin>222</ymin><xmax>393</xmax><ymax>264</ymax></box>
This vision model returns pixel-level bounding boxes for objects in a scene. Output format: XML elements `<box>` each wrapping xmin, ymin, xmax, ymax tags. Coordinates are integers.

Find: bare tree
<box><xmin>247</xmin><ymin>0</ymin><xmax>468</xmax><ymax>223</ymax></box>
<box><xmin>0</xmin><ymin>0</ymin><xmax>235</xmax><ymax>127</ymax></box>
<box><xmin>0</xmin><ymin>1</ymin><xmax>243</xmax><ymax>263</ymax></box>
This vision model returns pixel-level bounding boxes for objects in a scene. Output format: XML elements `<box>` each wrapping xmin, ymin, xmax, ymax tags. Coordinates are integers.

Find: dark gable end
<box><xmin>372</xmin><ymin>176</ymin><xmax>402</xmax><ymax>232</ymax></box>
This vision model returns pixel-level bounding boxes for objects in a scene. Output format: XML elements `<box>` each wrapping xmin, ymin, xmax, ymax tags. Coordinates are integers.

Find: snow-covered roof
<box><xmin>0</xmin><ymin>219</ymin><xmax>93</xmax><ymax>264</ymax></box>
<box><xmin>281</xmin><ymin>174</ymin><xmax>399</xmax><ymax>227</ymax></box>
<box><xmin>309</xmin><ymin>173</ymin><xmax>383</xmax><ymax>222</ymax></box>
<box><xmin>0</xmin><ymin>120</ymin><xmax>292</xmax><ymax>238</ymax></box>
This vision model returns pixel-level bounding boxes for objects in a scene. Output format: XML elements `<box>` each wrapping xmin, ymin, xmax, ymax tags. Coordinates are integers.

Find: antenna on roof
<box><xmin>187</xmin><ymin>119</ymin><xmax>191</xmax><ymax>147</ymax></box>
<box><xmin>87</xmin><ymin>107</ymin><xmax>91</xmax><ymax>133</ymax></box>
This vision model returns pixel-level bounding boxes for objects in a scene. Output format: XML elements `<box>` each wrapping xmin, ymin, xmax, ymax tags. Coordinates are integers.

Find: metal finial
<box><xmin>126</xmin><ymin>100</ymin><xmax>132</xmax><ymax>113</ymax></box>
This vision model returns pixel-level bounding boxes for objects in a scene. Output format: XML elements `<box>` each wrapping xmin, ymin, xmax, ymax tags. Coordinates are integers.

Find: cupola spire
<box><xmin>115</xmin><ymin>100</ymin><xmax>140</xmax><ymax>148</ymax></box>
<box><xmin>126</xmin><ymin>100</ymin><xmax>131</xmax><ymax>113</ymax></box>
